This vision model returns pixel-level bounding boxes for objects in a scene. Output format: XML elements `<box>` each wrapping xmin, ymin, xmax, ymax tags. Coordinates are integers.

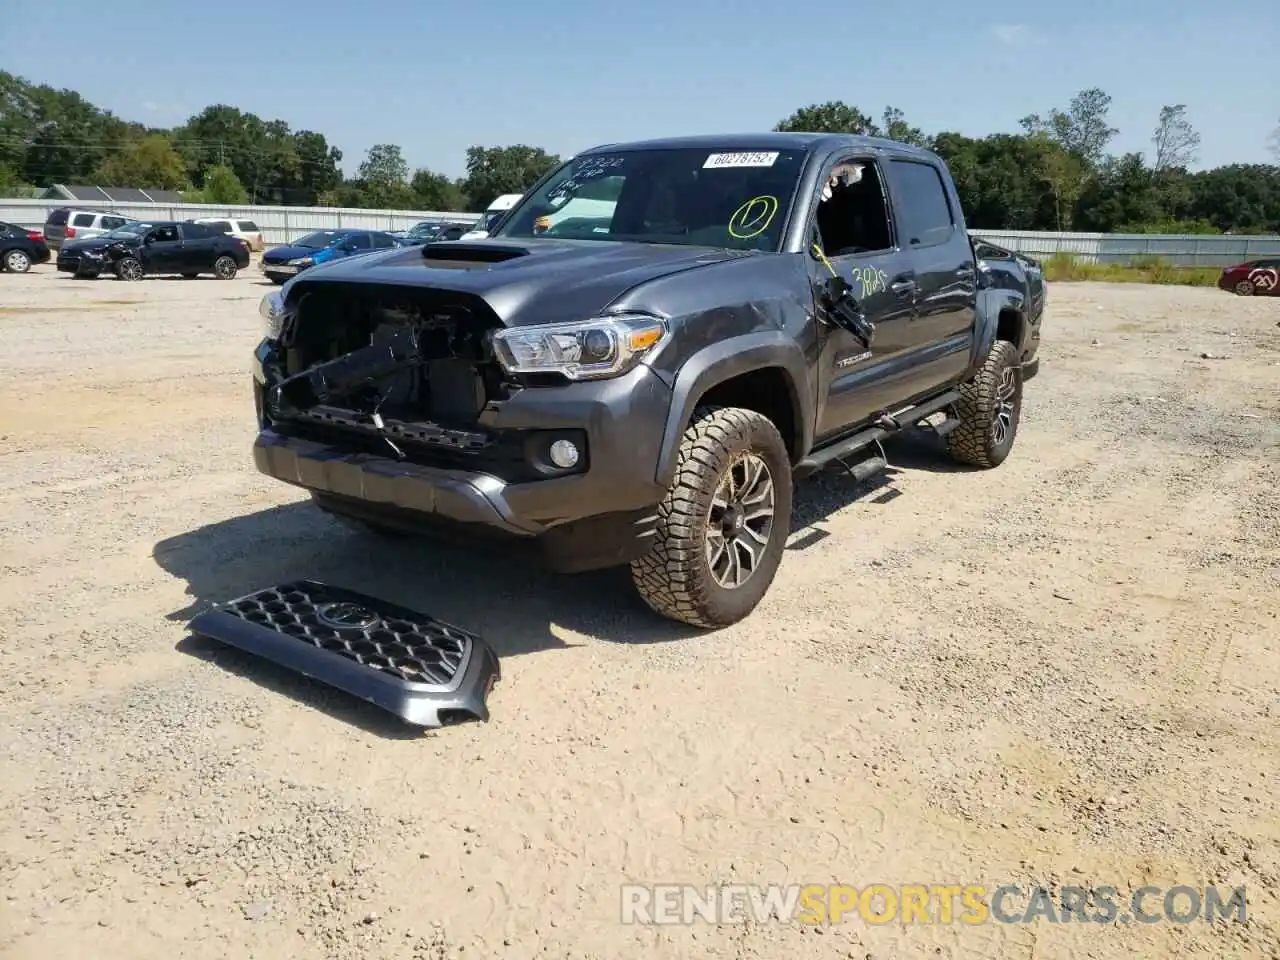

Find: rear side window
<box><xmin>890</xmin><ymin>160</ymin><xmax>955</xmax><ymax>248</ymax></box>
<box><xmin>372</xmin><ymin>233</ymin><xmax>396</xmax><ymax>249</ymax></box>
<box><xmin>101</xmin><ymin>215</ymin><xmax>128</xmax><ymax>229</ymax></box>
<box><xmin>72</xmin><ymin>213</ymin><xmax>95</xmax><ymax>227</ymax></box>
<box><xmin>237</xmin><ymin>220</ymin><xmax>259</xmax><ymax>232</ymax></box>
<box><xmin>205</xmin><ymin>220</ymin><xmax>233</xmax><ymax>233</ymax></box>
<box><xmin>46</xmin><ymin>209</ymin><xmax>69</xmax><ymax>226</ymax></box>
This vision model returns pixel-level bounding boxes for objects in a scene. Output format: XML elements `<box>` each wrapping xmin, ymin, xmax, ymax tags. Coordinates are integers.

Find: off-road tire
<box><xmin>3</xmin><ymin>248</ymin><xmax>31</xmax><ymax>273</ymax></box>
<box><xmin>630</xmin><ymin>406</ymin><xmax>792</xmax><ymax>629</ymax></box>
<box><xmin>947</xmin><ymin>339</ymin><xmax>1022</xmax><ymax>468</ymax></box>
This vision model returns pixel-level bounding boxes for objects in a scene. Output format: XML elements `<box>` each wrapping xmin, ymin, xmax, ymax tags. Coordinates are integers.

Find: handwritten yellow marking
<box><xmin>728</xmin><ymin>196</ymin><xmax>779</xmax><ymax>240</ymax></box>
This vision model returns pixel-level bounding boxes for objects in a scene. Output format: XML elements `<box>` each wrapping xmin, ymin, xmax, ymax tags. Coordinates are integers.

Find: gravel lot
<box><xmin>1</xmin><ymin>266</ymin><xmax>1277</xmax><ymax>960</ymax></box>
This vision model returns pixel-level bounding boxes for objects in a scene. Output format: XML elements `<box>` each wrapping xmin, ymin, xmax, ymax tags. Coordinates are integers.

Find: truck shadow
<box><xmin>154</xmin><ymin>433</ymin><xmax>968</xmax><ymax>734</ymax></box>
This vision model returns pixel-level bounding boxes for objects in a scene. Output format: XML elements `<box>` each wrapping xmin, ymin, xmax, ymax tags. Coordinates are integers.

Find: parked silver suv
<box><xmin>43</xmin><ymin>208</ymin><xmax>136</xmax><ymax>250</ymax></box>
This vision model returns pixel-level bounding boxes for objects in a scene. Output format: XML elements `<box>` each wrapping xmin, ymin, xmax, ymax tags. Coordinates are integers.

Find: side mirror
<box><xmin>142</xmin><ymin>235</ymin><xmax>154</xmax><ymax>245</ymax></box>
<box><xmin>819</xmin><ymin>273</ymin><xmax>876</xmax><ymax>348</ymax></box>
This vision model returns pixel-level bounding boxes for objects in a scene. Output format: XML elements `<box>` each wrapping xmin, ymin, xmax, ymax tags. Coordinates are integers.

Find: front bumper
<box><xmin>252</xmin><ymin>343</ymin><xmax>675</xmax><ymax>571</ymax></box>
<box><xmin>261</xmin><ymin>261</ymin><xmax>305</xmax><ymax>276</ymax></box>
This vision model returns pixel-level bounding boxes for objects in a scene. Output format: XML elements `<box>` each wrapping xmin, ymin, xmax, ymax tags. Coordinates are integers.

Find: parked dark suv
<box><xmin>251</xmin><ymin>133</ymin><xmax>1040</xmax><ymax>628</ymax></box>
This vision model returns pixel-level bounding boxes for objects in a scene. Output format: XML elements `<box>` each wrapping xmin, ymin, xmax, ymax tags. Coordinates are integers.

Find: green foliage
<box><xmin>1042</xmin><ymin>253</ymin><xmax>1220</xmax><ymax>286</ymax></box>
<box><xmin>0</xmin><ymin>68</ymin><xmax>1276</xmax><ymax>236</ymax></box>
<box><xmin>186</xmin><ymin>164</ymin><xmax>249</xmax><ymax>204</ymax></box>
<box><xmin>461</xmin><ymin>145</ymin><xmax>560</xmax><ymax>211</ymax></box>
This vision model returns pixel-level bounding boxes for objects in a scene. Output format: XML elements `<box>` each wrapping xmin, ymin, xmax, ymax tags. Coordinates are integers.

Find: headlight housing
<box><xmin>287</xmin><ymin>256</ymin><xmax>313</xmax><ymax>266</ymax></box>
<box><xmin>259</xmin><ymin>291</ymin><xmax>288</xmax><ymax>340</ymax></box>
<box><xmin>490</xmin><ymin>314</ymin><xmax>668</xmax><ymax>381</ymax></box>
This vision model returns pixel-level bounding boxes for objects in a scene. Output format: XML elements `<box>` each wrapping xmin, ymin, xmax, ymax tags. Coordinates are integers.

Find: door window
<box><xmin>372</xmin><ymin>233</ymin><xmax>396</xmax><ymax>249</ymax></box>
<box><xmin>889</xmin><ymin>160</ymin><xmax>954</xmax><ymax>248</ymax></box>
<box><xmin>149</xmin><ymin>225</ymin><xmax>179</xmax><ymax>243</ymax></box>
<box><xmin>813</xmin><ymin>158</ymin><xmax>895</xmax><ymax>258</ymax></box>
<box><xmin>237</xmin><ymin>220</ymin><xmax>259</xmax><ymax>232</ymax></box>
<box><xmin>101</xmin><ymin>216</ymin><xmax>129</xmax><ymax>229</ymax></box>
<box><xmin>344</xmin><ymin>233</ymin><xmax>372</xmax><ymax>250</ymax></box>
<box><xmin>72</xmin><ymin>213</ymin><xmax>95</xmax><ymax>227</ymax></box>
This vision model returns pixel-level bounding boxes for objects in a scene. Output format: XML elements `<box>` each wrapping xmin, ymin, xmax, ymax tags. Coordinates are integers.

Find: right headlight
<box><xmin>490</xmin><ymin>314</ymin><xmax>668</xmax><ymax>381</ymax></box>
<box><xmin>258</xmin><ymin>291</ymin><xmax>288</xmax><ymax>340</ymax></box>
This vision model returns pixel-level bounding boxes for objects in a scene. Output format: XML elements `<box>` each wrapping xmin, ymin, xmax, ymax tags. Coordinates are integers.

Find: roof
<box><xmin>43</xmin><ymin>184</ymin><xmax>187</xmax><ymax>203</ymax></box>
<box><xmin>577</xmin><ymin>132</ymin><xmax>935</xmax><ymax>160</ymax></box>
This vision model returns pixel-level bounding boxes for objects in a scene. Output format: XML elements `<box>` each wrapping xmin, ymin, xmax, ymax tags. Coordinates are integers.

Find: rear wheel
<box><xmin>3</xmin><ymin>249</ymin><xmax>31</xmax><ymax>273</ymax></box>
<box><xmin>213</xmin><ymin>255</ymin><xmax>237</xmax><ymax>280</ymax></box>
<box><xmin>630</xmin><ymin>406</ymin><xmax>792</xmax><ymax>629</ymax></box>
<box><xmin>1234</xmin><ymin>280</ymin><xmax>1255</xmax><ymax>296</ymax></box>
<box><xmin>947</xmin><ymin>339</ymin><xmax>1023</xmax><ymax>468</ymax></box>
<box><xmin>115</xmin><ymin>257</ymin><xmax>144</xmax><ymax>281</ymax></box>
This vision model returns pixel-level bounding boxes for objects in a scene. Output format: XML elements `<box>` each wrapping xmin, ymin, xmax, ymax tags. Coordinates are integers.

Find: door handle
<box><xmin>890</xmin><ymin>278</ymin><xmax>916</xmax><ymax>297</ymax></box>
<box><xmin>956</xmin><ymin>265</ymin><xmax>975</xmax><ymax>279</ymax></box>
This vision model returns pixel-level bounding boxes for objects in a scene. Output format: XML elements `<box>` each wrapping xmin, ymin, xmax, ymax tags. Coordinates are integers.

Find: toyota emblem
<box><xmin>315</xmin><ymin>601</ymin><xmax>379</xmax><ymax>630</ymax></box>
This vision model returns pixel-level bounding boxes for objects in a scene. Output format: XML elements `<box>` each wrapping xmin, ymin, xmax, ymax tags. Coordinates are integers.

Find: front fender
<box><xmin>655</xmin><ymin>331</ymin><xmax>812</xmax><ymax>488</ymax></box>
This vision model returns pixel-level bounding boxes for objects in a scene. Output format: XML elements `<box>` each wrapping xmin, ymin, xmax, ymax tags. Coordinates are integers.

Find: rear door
<box><xmin>178</xmin><ymin>223</ymin><xmax>215</xmax><ymax>271</ymax></box>
<box><xmin>883</xmin><ymin>157</ymin><xmax>977</xmax><ymax>388</ymax></box>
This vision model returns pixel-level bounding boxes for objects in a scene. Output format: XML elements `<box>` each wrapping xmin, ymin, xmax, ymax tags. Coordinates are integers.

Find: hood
<box><xmin>264</xmin><ymin>243</ymin><xmax>337</xmax><ymax>263</ymax></box>
<box><xmin>64</xmin><ymin>235</ymin><xmax>137</xmax><ymax>253</ymax></box>
<box><xmin>286</xmin><ymin>238</ymin><xmax>750</xmax><ymax>326</ymax></box>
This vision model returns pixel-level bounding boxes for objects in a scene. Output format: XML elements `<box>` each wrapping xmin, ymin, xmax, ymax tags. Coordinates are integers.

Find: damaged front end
<box><xmin>254</xmin><ymin>280</ymin><xmax>583</xmax><ymax>485</ymax></box>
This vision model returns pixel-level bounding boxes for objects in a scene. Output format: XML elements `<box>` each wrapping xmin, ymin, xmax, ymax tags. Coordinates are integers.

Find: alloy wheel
<box><xmin>705</xmin><ymin>453</ymin><xmax>776</xmax><ymax>589</ymax></box>
<box><xmin>991</xmin><ymin>366</ymin><xmax>1018</xmax><ymax>447</ymax></box>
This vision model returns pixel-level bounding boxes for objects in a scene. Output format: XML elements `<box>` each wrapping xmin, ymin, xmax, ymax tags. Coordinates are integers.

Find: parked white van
<box><xmin>459</xmin><ymin>193</ymin><xmax>523</xmax><ymax>240</ymax></box>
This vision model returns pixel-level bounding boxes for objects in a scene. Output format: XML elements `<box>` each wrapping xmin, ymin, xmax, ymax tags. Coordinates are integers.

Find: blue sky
<box><xmin>5</xmin><ymin>0</ymin><xmax>1277</xmax><ymax>178</ymax></box>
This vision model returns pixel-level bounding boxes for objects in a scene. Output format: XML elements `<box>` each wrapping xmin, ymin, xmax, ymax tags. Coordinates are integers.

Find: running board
<box><xmin>187</xmin><ymin>580</ymin><xmax>500</xmax><ymax>728</ymax></box>
<box><xmin>795</xmin><ymin>389</ymin><xmax>959</xmax><ymax>479</ymax></box>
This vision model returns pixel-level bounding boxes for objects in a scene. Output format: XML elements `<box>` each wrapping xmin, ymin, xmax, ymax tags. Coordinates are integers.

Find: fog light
<box><xmin>548</xmin><ymin>439</ymin><xmax>580</xmax><ymax>469</ymax></box>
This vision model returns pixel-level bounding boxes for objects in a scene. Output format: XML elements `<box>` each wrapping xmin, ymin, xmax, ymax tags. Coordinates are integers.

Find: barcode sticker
<box><xmin>703</xmin><ymin>151</ymin><xmax>780</xmax><ymax>169</ymax></box>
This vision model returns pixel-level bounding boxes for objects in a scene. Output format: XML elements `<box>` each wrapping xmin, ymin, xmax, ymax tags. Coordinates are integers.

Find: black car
<box><xmin>971</xmin><ymin>237</ymin><xmax>1046</xmax><ymax>377</ymax></box>
<box><xmin>394</xmin><ymin>220</ymin><xmax>472</xmax><ymax>246</ymax></box>
<box><xmin>259</xmin><ymin>229</ymin><xmax>402</xmax><ymax>284</ymax></box>
<box><xmin>57</xmin><ymin>220</ymin><xmax>251</xmax><ymax>280</ymax></box>
<box><xmin>0</xmin><ymin>221</ymin><xmax>52</xmax><ymax>273</ymax></box>
<box><xmin>251</xmin><ymin>133</ymin><xmax>1037</xmax><ymax>629</ymax></box>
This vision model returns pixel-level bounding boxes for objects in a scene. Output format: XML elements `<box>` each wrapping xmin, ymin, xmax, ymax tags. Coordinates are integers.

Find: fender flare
<box><xmin>654</xmin><ymin>331</ymin><xmax>812</xmax><ymax>488</ymax></box>
<box><xmin>972</xmin><ymin>289</ymin><xmax>1024</xmax><ymax>369</ymax></box>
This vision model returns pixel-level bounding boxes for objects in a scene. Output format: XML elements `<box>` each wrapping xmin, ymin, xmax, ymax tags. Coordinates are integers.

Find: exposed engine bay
<box><xmin>266</xmin><ymin>284</ymin><xmax>511</xmax><ymax>461</ymax></box>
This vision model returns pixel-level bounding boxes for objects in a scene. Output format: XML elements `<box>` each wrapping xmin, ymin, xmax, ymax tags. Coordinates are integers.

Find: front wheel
<box><xmin>115</xmin><ymin>257</ymin><xmax>144</xmax><ymax>281</ymax></box>
<box><xmin>213</xmin><ymin>255</ymin><xmax>238</xmax><ymax>280</ymax></box>
<box><xmin>947</xmin><ymin>339</ymin><xmax>1023</xmax><ymax>468</ymax></box>
<box><xmin>3</xmin><ymin>249</ymin><xmax>31</xmax><ymax>273</ymax></box>
<box><xmin>630</xmin><ymin>406</ymin><xmax>792</xmax><ymax>629</ymax></box>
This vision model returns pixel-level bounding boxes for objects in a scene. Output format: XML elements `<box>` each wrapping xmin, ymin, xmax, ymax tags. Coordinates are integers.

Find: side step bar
<box><xmin>187</xmin><ymin>580</ymin><xmax>500</xmax><ymax>728</ymax></box>
<box><xmin>795</xmin><ymin>389</ymin><xmax>959</xmax><ymax>479</ymax></box>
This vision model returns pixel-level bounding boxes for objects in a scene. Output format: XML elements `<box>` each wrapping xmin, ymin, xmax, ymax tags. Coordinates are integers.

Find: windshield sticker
<box><xmin>704</xmin><ymin>151</ymin><xmax>779</xmax><ymax>169</ymax></box>
<box><xmin>728</xmin><ymin>196</ymin><xmax>779</xmax><ymax>240</ymax></box>
<box><xmin>547</xmin><ymin>156</ymin><xmax>626</xmax><ymax>204</ymax></box>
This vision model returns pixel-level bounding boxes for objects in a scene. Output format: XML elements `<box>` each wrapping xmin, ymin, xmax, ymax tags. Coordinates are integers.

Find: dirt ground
<box><xmin>0</xmin><ymin>265</ymin><xmax>1277</xmax><ymax>960</ymax></box>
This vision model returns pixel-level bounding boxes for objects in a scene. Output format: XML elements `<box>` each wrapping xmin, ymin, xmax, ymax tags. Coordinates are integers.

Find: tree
<box><xmin>774</xmin><ymin>101</ymin><xmax>877</xmax><ymax>135</ymax></box>
<box><xmin>880</xmin><ymin>106</ymin><xmax>929</xmax><ymax>147</ymax></box>
<box><xmin>461</xmin><ymin>145</ymin><xmax>560</xmax><ymax>210</ymax></box>
<box><xmin>1020</xmin><ymin>87</ymin><xmax>1118</xmax><ymax>167</ymax></box>
<box><xmin>352</xmin><ymin>143</ymin><xmax>415</xmax><ymax>208</ymax></box>
<box><xmin>1152</xmin><ymin>105</ymin><xmax>1200</xmax><ymax>171</ymax></box>
<box><xmin>199</xmin><ymin>164</ymin><xmax>249</xmax><ymax>203</ymax></box>
<box><xmin>93</xmin><ymin>134</ymin><xmax>188</xmax><ymax>189</ymax></box>
<box><xmin>410</xmin><ymin>169</ymin><xmax>466</xmax><ymax>211</ymax></box>
<box><xmin>1028</xmin><ymin>133</ymin><xmax>1087</xmax><ymax>230</ymax></box>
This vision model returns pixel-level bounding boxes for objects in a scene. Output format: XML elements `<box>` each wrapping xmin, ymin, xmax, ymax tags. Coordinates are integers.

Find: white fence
<box><xmin>2</xmin><ymin>197</ymin><xmax>1278</xmax><ymax>264</ymax></box>
<box><xmin>970</xmin><ymin>229</ymin><xmax>1280</xmax><ymax>267</ymax></box>
<box><xmin>0</xmin><ymin>198</ymin><xmax>481</xmax><ymax>245</ymax></box>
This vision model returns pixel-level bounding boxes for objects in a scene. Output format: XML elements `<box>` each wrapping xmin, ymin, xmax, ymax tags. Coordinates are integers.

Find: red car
<box><xmin>1218</xmin><ymin>258</ymin><xmax>1280</xmax><ymax>296</ymax></box>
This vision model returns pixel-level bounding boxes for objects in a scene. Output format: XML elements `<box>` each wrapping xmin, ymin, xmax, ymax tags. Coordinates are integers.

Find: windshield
<box><xmin>494</xmin><ymin>147</ymin><xmax>808</xmax><ymax>250</ymax></box>
<box><xmin>294</xmin><ymin>230</ymin><xmax>346</xmax><ymax>249</ymax></box>
<box><xmin>406</xmin><ymin>222</ymin><xmax>442</xmax><ymax>239</ymax></box>
<box><xmin>100</xmin><ymin>222</ymin><xmax>150</xmax><ymax>239</ymax></box>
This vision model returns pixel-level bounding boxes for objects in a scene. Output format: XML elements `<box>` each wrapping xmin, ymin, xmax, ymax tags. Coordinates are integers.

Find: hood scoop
<box><xmin>420</xmin><ymin>242</ymin><xmax>532</xmax><ymax>270</ymax></box>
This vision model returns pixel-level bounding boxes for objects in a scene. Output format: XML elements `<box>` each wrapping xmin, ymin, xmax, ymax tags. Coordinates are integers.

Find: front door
<box><xmin>142</xmin><ymin>224</ymin><xmax>182</xmax><ymax>273</ymax></box>
<box><xmin>808</xmin><ymin>155</ymin><xmax>928</xmax><ymax>441</ymax></box>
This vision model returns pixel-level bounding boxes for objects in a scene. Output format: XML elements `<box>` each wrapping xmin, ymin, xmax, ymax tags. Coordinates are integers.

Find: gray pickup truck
<box><xmin>250</xmin><ymin>133</ymin><xmax>1043</xmax><ymax>628</ymax></box>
